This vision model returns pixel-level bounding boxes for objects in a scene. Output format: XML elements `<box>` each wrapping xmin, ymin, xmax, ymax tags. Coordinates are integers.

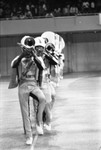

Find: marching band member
<box><xmin>34</xmin><ymin>37</ymin><xmax>52</xmax><ymax>131</ymax></box>
<box><xmin>42</xmin><ymin>42</ymin><xmax>59</xmax><ymax>130</ymax></box>
<box><xmin>9</xmin><ymin>36</ymin><xmax>46</xmax><ymax>145</ymax></box>
<box><xmin>34</xmin><ymin>38</ymin><xmax>58</xmax><ymax>131</ymax></box>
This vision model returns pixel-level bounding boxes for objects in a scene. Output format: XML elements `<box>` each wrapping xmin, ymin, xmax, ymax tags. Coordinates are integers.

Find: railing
<box><xmin>0</xmin><ymin>13</ymin><xmax>99</xmax><ymax>21</ymax></box>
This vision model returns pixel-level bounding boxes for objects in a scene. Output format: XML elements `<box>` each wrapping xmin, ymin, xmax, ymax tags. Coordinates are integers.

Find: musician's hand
<box><xmin>31</xmin><ymin>50</ymin><xmax>37</xmax><ymax>58</ymax></box>
<box><xmin>21</xmin><ymin>50</ymin><xmax>32</xmax><ymax>58</ymax></box>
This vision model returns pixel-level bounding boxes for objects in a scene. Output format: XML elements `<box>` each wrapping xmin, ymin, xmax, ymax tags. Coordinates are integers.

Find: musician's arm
<box><xmin>11</xmin><ymin>50</ymin><xmax>32</xmax><ymax>68</ymax></box>
<box><xmin>34</xmin><ymin>55</ymin><xmax>45</xmax><ymax>70</ymax></box>
<box><xmin>11</xmin><ymin>55</ymin><xmax>21</xmax><ymax>68</ymax></box>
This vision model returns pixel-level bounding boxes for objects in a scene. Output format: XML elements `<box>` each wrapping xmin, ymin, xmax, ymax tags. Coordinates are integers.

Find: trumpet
<box><xmin>44</xmin><ymin>48</ymin><xmax>59</xmax><ymax>61</ymax></box>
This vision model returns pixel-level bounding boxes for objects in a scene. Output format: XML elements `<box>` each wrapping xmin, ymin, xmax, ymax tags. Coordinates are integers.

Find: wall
<box><xmin>0</xmin><ymin>15</ymin><xmax>101</xmax><ymax>36</ymax></box>
<box><xmin>63</xmin><ymin>32</ymin><xmax>101</xmax><ymax>73</ymax></box>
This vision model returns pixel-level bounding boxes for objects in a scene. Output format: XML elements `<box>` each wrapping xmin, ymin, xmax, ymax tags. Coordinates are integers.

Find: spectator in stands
<box><xmin>0</xmin><ymin>7</ymin><xmax>4</xmax><ymax>19</ymax></box>
<box><xmin>62</xmin><ymin>4</ymin><xmax>70</xmax><ymax>16</ymax></box>
<box><xmin>70</xmin><ymin>4</ymin><xmax>79</xmax><ymax>15</ymax></box>
<box><xmin>54</xmin><ymin>7</ymin><xmax>62</xmax><ymax>17</ymax></box>
<box><xmin>30</xmin><ymin>4</ymin><xmax>37</xmax><ymax>17</ymax></box>
<box><xmin>24</xmin><ymin>4</ymin><xmax>33</xmax><ymax>19</ymax></box>
<box><xmin>17</xmin><ymin>6</ymin><xmax>25</xmax><ymax>19</ymax></box>
<box><xmin>38</xmin><ymin>3</ymin><xmax>47</xmax><ymax>16</ymax></box>
<box><xmin>90</xmin><ymin>1</ymin><xmax>96</xmax><ymax>13</ymax></box>
<box><xmin>11</xmin><ymin>7</ymin><xmax>18</xmax><ymax>19</ymax></box>
<box><xmin>42</xmin><ymin>3</ymin><xmax>47</xmax><ymax>15</ymax></box>
<box><xmin>82</xmin><ymin>0</ymin><xmax>90</xmax><ymax>13</ymax></box>
<box><xmin>77</xmin><ymin>0</ymin><xmax>82</xmax><ymax>14</ymax></box>
<box><xmin>0</xmin><ymin>0</ymin><xmax>5</xmax><ymax>19</ymax></box>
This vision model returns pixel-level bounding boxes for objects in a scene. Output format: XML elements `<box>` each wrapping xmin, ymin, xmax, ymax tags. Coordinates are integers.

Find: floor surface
<box><xmin>0</xmin><ymin>72</ymin><xmax>101</xmax><ymax>150</ymax></box>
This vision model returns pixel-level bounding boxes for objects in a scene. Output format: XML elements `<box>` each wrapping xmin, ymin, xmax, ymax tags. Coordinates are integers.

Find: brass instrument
<box><xmin>44</xmin><ymin>43</ymin><xmax>60</xmax><ymax>61</ymax></box>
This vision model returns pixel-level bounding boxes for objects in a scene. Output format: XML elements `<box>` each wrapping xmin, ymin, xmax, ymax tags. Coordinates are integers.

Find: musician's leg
<box><xmin>18</xmin><ymin>83</ymin><xmax>32</xmax><ymax>139</ymax></box>
<box><xmin>31</xmin><ymin>87</ymin><xmax>46</xmax><ymax>135</ymax></box>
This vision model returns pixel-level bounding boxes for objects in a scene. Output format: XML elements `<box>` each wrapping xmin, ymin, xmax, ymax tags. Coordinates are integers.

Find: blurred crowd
<box><xmin>0</xmin><ymin>0</ymin><xmax>101</xmax><ymax>20</ymax></box>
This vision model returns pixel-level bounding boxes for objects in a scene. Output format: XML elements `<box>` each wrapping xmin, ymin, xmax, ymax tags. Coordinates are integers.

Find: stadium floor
<box><xmin>0</xmin><ymin>72</ymin><xmax>101</xmax><ymax>150</ymax></box>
